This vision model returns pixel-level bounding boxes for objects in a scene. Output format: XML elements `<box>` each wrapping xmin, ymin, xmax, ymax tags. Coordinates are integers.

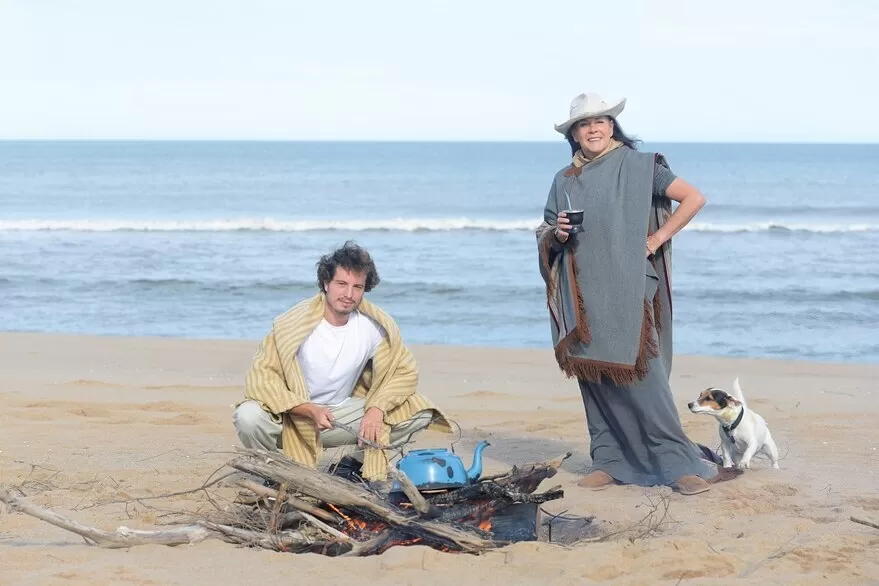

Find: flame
<box><xmin>327</xmin><ymin>503</ymin><xmax>387</xmax><ymax>537</ymax></box>
<box><xmin>323</xmin><ymin>498</ymin><xmax>497</xmax><ymax>550</ymax></box>
<box><xmin>328</xmin><ymin>504</ymin><xmax>368</xmax><ymax>533</ymax></box>
<box><xmin>327</xmin><ymin>503</ymin><xmax>349</xmax><ymax>521</ymax></box>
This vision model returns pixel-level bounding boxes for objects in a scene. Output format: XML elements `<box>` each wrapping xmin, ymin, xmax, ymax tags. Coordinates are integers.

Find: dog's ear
<box><xmin>725</xmin><ymin>395</ymin><xmax>742</xmax><ymax>406</ymax></box>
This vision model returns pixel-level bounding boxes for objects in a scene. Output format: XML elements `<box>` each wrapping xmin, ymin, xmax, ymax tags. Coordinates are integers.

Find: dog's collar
<box><xmin>723</xmin><ymin>406</ymin><xmax>745</xmax><ymax>444</ymax></box>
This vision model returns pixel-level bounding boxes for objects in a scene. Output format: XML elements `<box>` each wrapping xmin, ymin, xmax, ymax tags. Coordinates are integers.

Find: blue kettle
<box><xmin>395</xmin><ymin>440</ymin><xmax>490</xmax><ymax>490</ymax></box>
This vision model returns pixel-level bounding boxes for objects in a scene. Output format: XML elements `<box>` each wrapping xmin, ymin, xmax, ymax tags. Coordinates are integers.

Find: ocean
<box><xmin>1</xmin><ymin>141</ymin><xmax>877</xmax><ymax>364</ymax></box>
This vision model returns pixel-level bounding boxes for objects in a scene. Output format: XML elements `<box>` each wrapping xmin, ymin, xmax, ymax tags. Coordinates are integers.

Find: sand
<box><xmin>1</xmin><ymin>331</ymin><xmax>877</xmax><ymax>585</ymax></box>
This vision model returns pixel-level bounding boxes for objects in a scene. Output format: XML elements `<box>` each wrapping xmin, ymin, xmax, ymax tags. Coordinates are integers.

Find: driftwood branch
<box><xmin>236</xmin><ymin>479</ymin><xmax>339</xmax><ymax>524</ymax></box>
<box><xmin>232</xmin><ymin>478</ymin><xmax>347</xmax><ymax>539</ymax></box>
<box><xmin>268</xmin><ymin>483</ymin><xmax>287</xmax><ymax>533</ymax></box>
<box><xmin>2</xmin><ymin>448</ymin><xmax>572</xmax><ymax>556</ymax></box>
<box><xmin>342</xmin><ymin>530</ymin><xmax>393</xmax><ymax>557</ymax></box>
<box><xmin>426</xmin><ymin>453</ymin><xmax>570</xmax><ymax>506</ymax></box>
<box><xmin>1</xmin><ymin>488</ymin><xmax>211</xmax><ymax>548</ymax></box>
<box><xmin>299</xmin><ymin>512</ymin><xmax>351</xmax><ymax>541</ymax></box>
<box><xmin>437</xmin><ymin>500</ymin><xmax>501</xmax><ymax>524</ymax></box>
<box><xmin>850</xmin><ymin>516</ymin><xmax>879</xmax><ymax>530</ymax></box>
<box><xmin>202</xmin><ymin>521</ymin><xmax>345</xmax><ymax>554</ymax></box>
<box><xmin>480</xmin><ymin>483</ymin><xmax>565</xmax><ymax>503</ymax></box>
<box><xmin>495</xmin><ymin>452</ymin><xmax>572</xmax><ymax>492</ymax></box>
<box><xmin>1</xmin><ymin>487</ymin><xmax>349</xmax><ymax>554</ymax></box>
<box><xmin>230</xmin><ymin>449</ymin><xmax>494</xmax><ymax>552</ymax></box>
<box><xmin>387</xmin><ymin>468</ymin><xmax>438</xmax><ymax>517</ymax></box>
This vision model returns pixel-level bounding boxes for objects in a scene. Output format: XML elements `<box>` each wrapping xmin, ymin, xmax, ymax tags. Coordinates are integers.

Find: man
<box><xmin>233</xmin><ymin>241</ymin><xmax>450</xmax><ymax>483</ymax></box>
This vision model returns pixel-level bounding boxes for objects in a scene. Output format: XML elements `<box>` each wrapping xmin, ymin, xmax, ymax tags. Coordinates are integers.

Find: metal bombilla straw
<box><xmin>564</xmin><ymin>188</ymin><xmax>581</xmax><ymax>234</ymax></box>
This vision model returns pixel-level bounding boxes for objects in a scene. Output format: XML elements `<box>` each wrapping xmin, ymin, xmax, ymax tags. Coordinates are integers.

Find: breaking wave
<box><xmin>0</xmin><ymin>218</ymin><xmax>876</xmax><ymax>234</ymax></box>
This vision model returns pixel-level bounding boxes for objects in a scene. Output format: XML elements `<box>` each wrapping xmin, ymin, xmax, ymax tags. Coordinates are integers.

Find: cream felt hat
<box><xmin>554</xmin><ymin>92</ymin><xmax>626</xmax><ymax>135</ymax></box>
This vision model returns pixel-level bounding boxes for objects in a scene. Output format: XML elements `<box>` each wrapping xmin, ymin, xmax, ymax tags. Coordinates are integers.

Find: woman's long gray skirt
<box><xmin>578</xmin><ymin>355</ymin><xmax>717</xmax><ymax>486</ymax></box>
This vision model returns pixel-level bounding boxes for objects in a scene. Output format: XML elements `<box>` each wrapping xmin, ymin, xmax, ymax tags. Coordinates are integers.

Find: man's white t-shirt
<box><xmin>297</xmin><ymin>310</ymin><xmax>385</xmax><ymax>406</ymax></box>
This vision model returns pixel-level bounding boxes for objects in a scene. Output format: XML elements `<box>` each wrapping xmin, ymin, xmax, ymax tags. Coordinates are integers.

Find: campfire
<box><xmin>0</xmin><ymin>448</ymin><xmax>571</xmax><ymax>557</ymax></box>
<box><xmin>308</xmin><ymin>492</ymin><xmax>537</xmax><ymax>554</ymax></box>
<box><xmin>219</xmin><ymin>447</ymin><xmax>568</xmax><ymax>556</ymax></box>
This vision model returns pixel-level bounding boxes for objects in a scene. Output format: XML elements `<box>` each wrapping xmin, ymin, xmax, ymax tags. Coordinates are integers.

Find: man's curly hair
<box><xmin>316</xmin><ymin>241</ymin><xmax>380</xmax><ymax>293</ymax></box>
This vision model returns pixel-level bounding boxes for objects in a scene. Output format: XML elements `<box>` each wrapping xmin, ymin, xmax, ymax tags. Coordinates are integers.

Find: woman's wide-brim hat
<box><xmin>554</xmin><ymin>92</ymin><xmax>626</xmax><ymax>136</ymax></box>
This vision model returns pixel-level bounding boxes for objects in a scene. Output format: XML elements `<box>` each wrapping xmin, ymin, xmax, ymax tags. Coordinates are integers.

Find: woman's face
<box><xmin>573</xmin><ymin>116</ymin><xmax>613</xmax><ymax>156</ymax></box>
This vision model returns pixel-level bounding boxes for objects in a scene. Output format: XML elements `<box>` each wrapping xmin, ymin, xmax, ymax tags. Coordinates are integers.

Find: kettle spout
<box><xmin>466</xmin><ymin>440</ymin><xmax>490</xmax><ymax>482</ymax></box>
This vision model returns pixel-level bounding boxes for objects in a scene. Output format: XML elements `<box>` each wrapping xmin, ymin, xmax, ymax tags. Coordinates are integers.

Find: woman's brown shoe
<box><xmin>577</xmin><ymin>470</ymin><xmax>616</xmax><ymax>490</ymax></box>
<box><xmin>673</xmin><ymin>475</ymin><xmax>711</xmax><ymax>495</ymax></box>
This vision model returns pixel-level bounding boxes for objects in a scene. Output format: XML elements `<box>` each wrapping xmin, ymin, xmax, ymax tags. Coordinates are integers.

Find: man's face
<box><xmin>324</xmin><ymin>267</ymin><xmax>367</xmax><ymax>317</ymax></box>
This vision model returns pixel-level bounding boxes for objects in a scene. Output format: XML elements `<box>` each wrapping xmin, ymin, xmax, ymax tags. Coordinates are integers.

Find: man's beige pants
<box><xmin>232</xmin><ymin>398</ymin><xmax>433</xmax><ymax>461</ymax></box>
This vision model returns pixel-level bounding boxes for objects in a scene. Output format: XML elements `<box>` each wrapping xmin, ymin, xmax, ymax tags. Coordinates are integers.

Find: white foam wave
<box><xmin>685</xmin><ymin>222</ymin><xmax>878</xmax><ymax>234</ymax></box>
<box><xmin>0</xmin><ymin>218</ymin><xmax>538</xmax><ymax>232</ymax></box>
<box><xmin>0</xmin><ymin>218</ymin><xmax>875</xmax><ymax>234</ymax></box>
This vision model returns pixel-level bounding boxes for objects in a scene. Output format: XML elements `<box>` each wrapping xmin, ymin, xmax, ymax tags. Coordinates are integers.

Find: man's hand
<box><xmin>358</xmin><ymin>407</ymin><xmax>384</xmax><ymax>448</ymax></box>
<box><xmin>290</xmin><ymin>403</ymin><xmax>334</xmax><ymax>430</ymax></box>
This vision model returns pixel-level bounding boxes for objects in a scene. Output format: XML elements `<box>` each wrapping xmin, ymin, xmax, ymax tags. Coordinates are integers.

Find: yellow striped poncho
<box><xmin>243</xmin><ymin>293</ymin><xmax>452</xmax><ymax>480</ymax></box>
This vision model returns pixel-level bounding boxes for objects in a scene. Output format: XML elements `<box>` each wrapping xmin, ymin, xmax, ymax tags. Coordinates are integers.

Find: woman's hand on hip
<box><xmin>555</xmin><ymin>212</ymin><xmax>571</xmax><ymax>243</ymax></box>
<box><xmin>646</xmin><ymin>234</ymin><xmax>661</xmax><ymax>257</ymax></box>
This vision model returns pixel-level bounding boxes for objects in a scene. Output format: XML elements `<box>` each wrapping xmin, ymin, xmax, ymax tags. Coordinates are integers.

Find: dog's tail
<box><xmin>731</xmin><ymin>376</ymin><xmax>747</xmax><ymax>406</ymax></box>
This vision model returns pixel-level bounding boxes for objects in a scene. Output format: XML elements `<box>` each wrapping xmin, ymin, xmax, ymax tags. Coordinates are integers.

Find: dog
<box><xmin>688</xmin><ymin>377</ymin><xmax>779</xmax><ymax>470</ymax></box>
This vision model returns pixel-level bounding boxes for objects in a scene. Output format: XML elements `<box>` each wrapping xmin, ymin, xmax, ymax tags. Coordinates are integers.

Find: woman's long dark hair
<box><xmin>565</xmin><ymin>117</ymin><xmax>641</xmax><ymax>155</ymax></box>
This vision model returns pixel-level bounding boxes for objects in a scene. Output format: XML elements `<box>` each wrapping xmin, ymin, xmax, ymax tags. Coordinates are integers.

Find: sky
<box><xmin>1</xmin><ymin>0</ymin><xmax>877</xmax><ymax>142</ymax></box>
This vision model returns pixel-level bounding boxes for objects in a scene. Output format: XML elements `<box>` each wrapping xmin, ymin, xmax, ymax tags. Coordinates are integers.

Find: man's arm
<box><xmin>245</xmin><ymin>330</ymin><xmax>340</xmax><ymax>431</ymax></box>
<box><xmin>359</xmin><ymin>343</ymin><xmax>416</xmax><ymax>446</ymax></box>
<box><xmin>290</xmin><ymin>403</ymin><xmax>334</xmax><ymax>430</ymax></box>
<box><xmin>363</xmin><ymin>337</ymin><xmax>419</xmax><ymax>415</ymax></box>
<box><xmin>244</xmin><ymin>330</ymin><xmax>309</xmax><ymax>414</ymax></box>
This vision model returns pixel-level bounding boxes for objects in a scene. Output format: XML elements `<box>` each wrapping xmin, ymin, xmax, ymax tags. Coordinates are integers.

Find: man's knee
<box><xmin>233</xmin><ymin>400</ymin><xmax>274</xmax><ymax>434</ymax></box>
<box><xmin>233</xmin><ymin>400</ymin><xmax>282</xmax><ymax>451</ymax></box>
<box><xmin>388</xmin><ymin>409</ymin><xmax>435</xmax><ymax>446</ymax></box>
<box><xmin>408</xmin><ymin>409</ymin><xmax>436</xmax><ymax>430</ymax></box>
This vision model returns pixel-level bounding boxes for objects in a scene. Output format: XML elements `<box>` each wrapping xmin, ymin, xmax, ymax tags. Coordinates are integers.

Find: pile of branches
<box><xmin>0</xmin><ymin>448</ymin><xmax>570</xmax><ymax>556</ymax></box>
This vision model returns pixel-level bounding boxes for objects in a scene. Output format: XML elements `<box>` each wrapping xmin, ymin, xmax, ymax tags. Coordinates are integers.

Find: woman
<box><xmin>536</xmin><ymin>92</ymin><xmax>719</xmax><ymax>495</ymax></box>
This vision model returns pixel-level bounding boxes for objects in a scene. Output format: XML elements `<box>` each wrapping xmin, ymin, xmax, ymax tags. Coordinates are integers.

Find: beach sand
<box><xmin>1</xmin><ymin>332</ymin><xmax>877</xmax><ymax>585</ymax></box>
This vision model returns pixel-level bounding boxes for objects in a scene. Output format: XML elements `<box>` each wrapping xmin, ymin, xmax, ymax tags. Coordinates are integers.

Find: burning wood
<box><xmin>226</xmin><ymin>447</ymin><xmax>569</xmax><ymax>554</ymax></box>
<box><xmin>0</xmin><ymin>448</ymin><xmax>571</xmax><ymax>557</ymax></box>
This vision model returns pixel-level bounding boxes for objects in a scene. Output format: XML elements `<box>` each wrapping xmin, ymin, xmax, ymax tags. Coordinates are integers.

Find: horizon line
<box><xmin>2</xmin><ymin>138</ymin><xmax>878</xmax><ymax>146</ymax></box>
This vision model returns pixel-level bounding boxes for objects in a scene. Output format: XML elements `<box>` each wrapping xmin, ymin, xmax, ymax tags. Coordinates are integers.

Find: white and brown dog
<box><xmin>688</xmin><ymin>377</ymin><xmax>780</xmax><ymax>470</ymax></box>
